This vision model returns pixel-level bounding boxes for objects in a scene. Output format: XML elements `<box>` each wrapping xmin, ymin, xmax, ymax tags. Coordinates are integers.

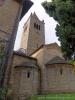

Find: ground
<box><xmin>29</xmin><ymin>93</ymin><xmax>75</xmax><ymax>100</ymax></box>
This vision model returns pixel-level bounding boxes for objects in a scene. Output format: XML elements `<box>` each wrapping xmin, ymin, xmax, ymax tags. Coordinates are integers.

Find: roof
<box><xmin>46</xmin><ymin>56</ymin><xmax>66</xmax><ymax>65</ymax></box>
<box><xmin>45</xmin><ymin>43</ymin><xmax>59</xmax><ymax>47</ymax></box>
<box><xmin>30</xmin><ymin>45</ymin><xmax>44</xmax><ymax>56</ymax></box>
<box><xmin>13</xmin><ymin>51</ymin><xmax>36</xmax><ymax>60</ymax></box>
<box><xmin>23</xmin><ymin>12</ymin><xmax>44</xmax><ymax>30</ymax></box>
<box><xmin>30</xmin><ymin>43</ymin><xmax>60</xmax><ymax>56</ymax></box>
<box><xmin>31</xmin><ymin>12</ymin><xmax>44</xmax><ymax>23</ymax></box>
<box><xmin>15</xmin><ymin>62</ymin><xmax>39</xmax><ymax>69</ymax></box>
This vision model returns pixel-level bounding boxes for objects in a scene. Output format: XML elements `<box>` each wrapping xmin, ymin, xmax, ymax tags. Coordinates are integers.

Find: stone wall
<box><xmin>31</xmin><ymin>43</ymin><xmax>63</xmax><ymax>66</ymax></box>
<box><xmin>27</xmin><ymin>13</ymin><xmax>45</xmax><ymax>55</ymax></box>
<box><xmin>13</xmin><ymin>67</ymin><xmax>40</xmax><ymax>100</ymax></box>
<box><xmin>44</xmin><ymin>44</ymin><xmax>63</xmax><ymax>64</ymax></box>
<box><xmin>45</xmin><ymin>64</ymin><xmax>75</xmax><ymax>93</ymax></box>
<box><xmin>31</xmin><ymin>43</ymin><xmax>67</xmax><ymax>93</ymax></box>
<box><xmin>9</xmin><ymin>53</ymin><xmax>37</xmax><ymax>87</ymax></box>
<box><xmin>9</xmin><ymin>53</ymin><xmax>40</xmax><ymax>100</ymax></box>
<box><xmin>20</xmin><ymin>17</ymin><xmax>30</xmax><ymax>50</ymax></box>
<box><xmin>20</xmin><ymin>13</ymin><xmax>45</xmax><ymax>55</ymax></box>
<box><xmin>0</xmin><ymin>0</ymin><xmax>21</xmax><ymax>38</ymax></box>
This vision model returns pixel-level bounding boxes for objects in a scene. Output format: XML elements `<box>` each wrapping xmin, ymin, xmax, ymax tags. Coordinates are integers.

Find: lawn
<box><xmin>29</xmin><ymin>93</ymin><xmax>75</xmax><ymax>100</ymax></box>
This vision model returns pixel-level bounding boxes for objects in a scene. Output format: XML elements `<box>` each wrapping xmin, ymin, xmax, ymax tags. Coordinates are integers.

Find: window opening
<box><xmin>39</xmin><ymin>25</ymin><xmax>40</xmax><ymax>30</ymax></box>
<box><xmin>27</xmin><ymin>71</ymin><xmax>30</xmax><ymax>78</ymax></box>
<box><xmin>34</xmin><ymin>23</ymin><xmax>36</xmax><ymax>28</ymax></box>
<box><xmin>60</xmin><ymin>68</ymin><xmax>63</xmax><ymax>75</ymax></box>
<box><xmin>34</xmin><ymin>23</ymin><xmax>40</xmax><ymax>31</ymax></box>
<box><xmin>36</xmin><ymin>24</ymin><xmax>38</xmax><ymax>29</ymax></box>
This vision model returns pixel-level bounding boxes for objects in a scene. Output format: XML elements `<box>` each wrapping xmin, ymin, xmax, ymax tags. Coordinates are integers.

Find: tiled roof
<box><xmin>15</xmin><ymin>62</ymin><xmax>38</xmax><ymax>69</ymax></box>
<box><xmin>46</xmin><ymin>56</ymin><xmax>66</xmax><ymax>65</ymax></box>
<box><xmin>13</xmin><ymin>51</ymin><xmax>36</xmax><ymax>60</ymax></box>
<box><xmin>30</xmin><ymin>43</ymin><xmax>60</xmax><ymax>56</ymax></box>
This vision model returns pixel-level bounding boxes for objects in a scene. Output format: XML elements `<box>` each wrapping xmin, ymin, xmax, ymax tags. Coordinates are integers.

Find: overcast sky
<box><xmin>14</xmin><ymin>0</ymin><xmax>60</xmax><ymax>50</ymax></box>
<box><xmin>31</xmin><ymin>0</ymin><xmax>51</xmax><ymax>3</ymax></box>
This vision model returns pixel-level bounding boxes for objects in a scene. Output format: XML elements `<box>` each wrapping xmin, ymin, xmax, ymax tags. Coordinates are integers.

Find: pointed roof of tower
<box><xmin>31</xmin><ymin>12</ymin><xmax>44</xmax><ymax>23</ymax></box>
<box><xmin>23</xmin><ymin>12</ymin><xmax>44</xmax><ymax>29</ymax></box>
<box><xmin>32</xmin><ymin>12</ymin><xmax>40</xmax><ymax>21</ymax></box>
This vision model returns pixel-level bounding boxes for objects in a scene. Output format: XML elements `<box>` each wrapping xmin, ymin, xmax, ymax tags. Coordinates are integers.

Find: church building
<box><xmin>7</xmin><ymin>13</ymin><xmax>75</xmax><ymax>100</ymax></box>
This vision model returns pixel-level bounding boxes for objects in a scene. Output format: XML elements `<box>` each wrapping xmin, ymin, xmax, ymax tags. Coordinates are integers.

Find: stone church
<box><xmin>0</xmin><ymin>1</ymin><xmax>75</xmax><ymax>100</ymax></box>
<box><xmin>8</xmin><ymin>13</ymin><xmax>75</xmax><ymax>100</ymax></box>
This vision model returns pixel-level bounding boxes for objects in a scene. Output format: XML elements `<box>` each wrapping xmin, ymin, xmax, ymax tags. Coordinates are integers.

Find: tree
<box><xmin>0</xmin><ymin>42</ymin><xmax>13</xmax><ymax>100</ymax></box>
<box><xmin>42</xmin><ymin>0</ymin><xmax>75</xmax><ymax>59</ymax></box>
<box><xmin>0</xmin><ymin>87</ymin><xmax>7</xmax><ymax>100</ymax></box>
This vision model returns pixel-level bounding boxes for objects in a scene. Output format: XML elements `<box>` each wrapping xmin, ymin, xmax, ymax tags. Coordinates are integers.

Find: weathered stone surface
<box><xmin>8</xmin><ymin>51</ymin><xmax>40</xmax><ymax>100</ymax></box>
<box><xmin>20</xmin><ymin>13</ymin><xmax>45</xmax><ymax>55</ymax></box>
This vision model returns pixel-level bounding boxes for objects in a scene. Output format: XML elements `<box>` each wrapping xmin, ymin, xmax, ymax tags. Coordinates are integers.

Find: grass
<box><xmin>29</xmin><ymin>93</ymin><xmax>75</xmax><ymax>100</ymax></box>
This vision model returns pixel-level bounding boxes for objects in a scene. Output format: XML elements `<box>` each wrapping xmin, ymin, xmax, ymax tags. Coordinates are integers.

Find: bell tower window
<box><xmin>34</xmin><ymin>23</ymin><xmax>40</xmax><ymax>30</ymax></box>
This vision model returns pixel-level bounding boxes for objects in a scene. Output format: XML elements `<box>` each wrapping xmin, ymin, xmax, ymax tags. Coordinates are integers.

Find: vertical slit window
<box><xmin>36</xmin><ymin>24</ymin><xmax>38</xmax><ymax>29</ymax></box>
<box><xmin>60</xmin><ymin>68</ymin><xmax>63</xmax><ymax>75</ymax></box>
<box><xmin>27</xmin><ymin>71</ymin><xmax>30</xmax><ymax>78</ymax></box>
<box><xmin>34</xmin><ymin>23</ymin><xmax>40</xmax><ymax>31</ymax></box>
<box><xmin>39</xmin><ymin>25</ymin><xmax>40</xmax><ymax>30</ymax></box>
<box><xmin>34</xmin><ymin>23</ymin><xmax>36</xmax><ymax>28</ymax></box>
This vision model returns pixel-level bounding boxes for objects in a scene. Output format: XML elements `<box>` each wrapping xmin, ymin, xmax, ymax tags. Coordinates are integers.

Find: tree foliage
<box><xmin>0</xmin><ymin>87</ymin><xmax>13</xmax><ymax>100</ymax></box>
<box><xmin>42</xmin><ymin>0</ymin><xmax>75</xmax><ymax>59</ymax></box>
<box><xmin>0</xmin><ymin>87</ymin><xmax>7</xmax><ymax>100</ymax></box>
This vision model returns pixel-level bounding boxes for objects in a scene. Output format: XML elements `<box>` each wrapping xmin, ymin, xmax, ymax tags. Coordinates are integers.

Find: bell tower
<box><xmin>20</xmin><ymin>13</ymin><xmax>45</xmax><ymax>55</ymax></box>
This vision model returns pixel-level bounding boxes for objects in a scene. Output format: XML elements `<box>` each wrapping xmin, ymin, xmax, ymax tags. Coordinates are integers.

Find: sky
<box><xmin>14</xmin><ymin>0</ymin><xmax>60</xmax><ymax>50</ymax></box>
<box><xmin>31</xmin><ymin>0</ymin><xmax>51</xmax><ymax>3</ymax></box>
